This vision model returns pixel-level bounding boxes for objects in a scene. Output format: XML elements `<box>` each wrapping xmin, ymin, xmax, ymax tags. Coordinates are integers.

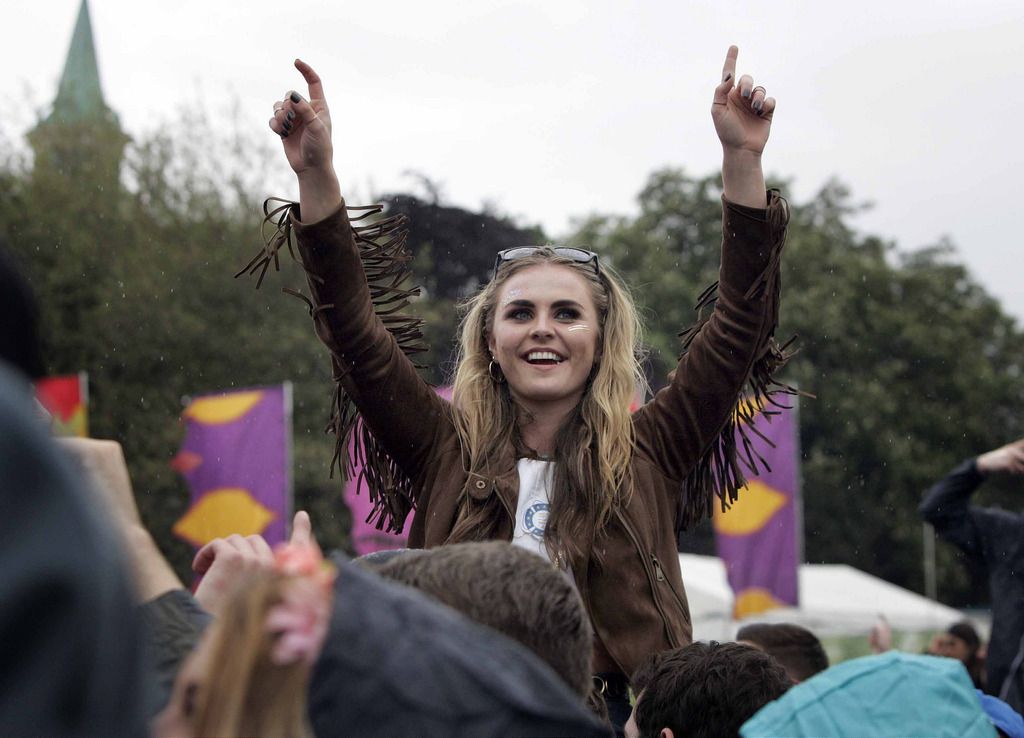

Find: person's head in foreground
<box><xmin>736</xmin><ymin>622</ymin><xmax>829</xmax><ymax>682</ymax></box>
<box><xmin>375</xmin><ymin>541</ymin><xmax>594</xmax><ymax>698</ymax></box>
<box><xmin>449</xmin><ymin>247</ymin><xmax>644</xmax><ymax>562</ymax></box>
<box><xmin>739</xmin><ymin>651</ymin><xmax>998</xmax><ymax>738</ymax></box>
<box><xmin>153</xmin><ymin>542</ymin><xmax>333</xmax><ymax>738</ymax></box>
<box><xmin>626</xmin><ymin>641</ymin><xmax>791</xmax><ymax>738</ymax></box>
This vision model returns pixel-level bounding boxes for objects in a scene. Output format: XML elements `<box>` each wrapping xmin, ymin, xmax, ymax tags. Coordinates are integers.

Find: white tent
<box><xmin>678</xmin><ymin>553</ymin><xmax>966</xmax><ymax>642</ymax></box>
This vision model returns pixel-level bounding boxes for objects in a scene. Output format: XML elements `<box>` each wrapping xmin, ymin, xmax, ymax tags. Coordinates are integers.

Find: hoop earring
<box><xmin>488</xmin><ymin>360</ymin><xmax>506</xmax><ymax>383</ymax></box>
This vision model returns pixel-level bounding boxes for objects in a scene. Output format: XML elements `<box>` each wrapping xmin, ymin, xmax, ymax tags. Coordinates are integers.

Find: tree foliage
<box><xmin>567</xmin><ymin>169</ymin><xmax>1024</xmax><ymax>605</ymax></box>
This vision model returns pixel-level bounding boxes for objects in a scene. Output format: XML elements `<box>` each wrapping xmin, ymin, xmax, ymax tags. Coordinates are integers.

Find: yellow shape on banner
<box><xmin>734</xmin><ymin>587</ymin><xmax>788</xmax><ymax>619</ymax></box>
<box><xmin>712</xmin><ymin>480</ymin><xmax>786</xmax><ymax>536</ymax></box>
<box><xmin>51</xmin><ymin>405</ymin><xmax>89</xmax><ymax>438</ymax></box>
<box><xmin>172</xmin><ymin>488</ymin><xmax>275</xmax><ymax>546</ymax></box>
<box><xmin>184</xmin><ymin>391</ymin><xmax>263</xmax><ymax>424</ymax></box>
<box><xmin>734</xmin><ymin>395</ymin><xmax>765</xmax><ymax>426</ymax></box>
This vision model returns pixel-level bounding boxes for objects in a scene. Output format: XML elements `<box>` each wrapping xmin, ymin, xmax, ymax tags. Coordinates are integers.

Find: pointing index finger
<box><xmin>722</xmin><ymin>45</ymin><xmax>738</xmax><ymax>83</ymax></box>
<box><xmin>294</xmin><ymin>58</ymin><xmax>325</xmax><ymax>102</ymax></box>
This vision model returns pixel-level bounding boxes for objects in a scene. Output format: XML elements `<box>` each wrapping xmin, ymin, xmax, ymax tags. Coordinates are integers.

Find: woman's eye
<box><xmin>508</xmin><ymin>309</ymin><xmax>531</xmax><ymax>320</ymax></box>
<box><xmin>556</xmin><ymin>308</ymin><xmax>581</xmax><ymax>320</ymax></box>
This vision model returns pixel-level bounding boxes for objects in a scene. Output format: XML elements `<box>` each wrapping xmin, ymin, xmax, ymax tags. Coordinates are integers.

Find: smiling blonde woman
<box><xmin>255</xmin><ymin>45</ymin><xmax>791</xmax><ymax>727</ymax></box>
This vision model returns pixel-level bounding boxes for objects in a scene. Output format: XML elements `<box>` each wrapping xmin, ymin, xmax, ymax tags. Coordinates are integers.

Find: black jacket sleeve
<box><xmin>919</xmin><ymin>459</ymin><xmax>987</xmax><ymax>559</ymax></box>
<box><xmin>139</xmin><ymin>589</ymin><xmax>212</xmax><ymax>716</ymax></box>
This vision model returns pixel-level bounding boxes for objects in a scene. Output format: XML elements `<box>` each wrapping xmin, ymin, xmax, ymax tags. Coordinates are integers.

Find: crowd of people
<box><xmin>1</xmin><ymin>43</ymin><xmax>1023</xmax><ymax>737</ymax></box>
<box><xmin>1</xmin><ymin>400</ymin><xmax>1022</xmax><ymax>736</ymax></box>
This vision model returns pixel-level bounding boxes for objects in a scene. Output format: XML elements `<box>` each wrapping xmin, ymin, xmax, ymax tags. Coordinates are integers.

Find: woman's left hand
<box><xmin>711</xmin><ymin>45</ymin><xmax>775</xmax><ymax>155</ymax></box>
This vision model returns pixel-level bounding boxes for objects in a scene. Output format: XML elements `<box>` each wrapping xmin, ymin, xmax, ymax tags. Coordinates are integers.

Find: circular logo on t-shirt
<box><xmin>524</xmin><ymin>502</ymin><xmax>549</xmax><ymax>541</ymax></box>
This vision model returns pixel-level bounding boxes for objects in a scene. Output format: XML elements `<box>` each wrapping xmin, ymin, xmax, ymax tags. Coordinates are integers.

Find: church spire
<box><xmin>29</xmin><ymin>0</ymin><xmax>128</xmax><ymax>190</ymax></box>
<box><xmin>48</xmin><ymin>0</ymin><xmax>117</xmax><ymax>125</ymax></box>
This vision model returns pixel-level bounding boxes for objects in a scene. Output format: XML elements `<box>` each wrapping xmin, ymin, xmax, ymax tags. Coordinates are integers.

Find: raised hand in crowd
<box><xmin>60</xmin><ymin>438</ymin><xmax>142</xmax><ymax>527</ymax></box>
<box><xmin>868</xmin><ymin>614</ymin><xmax>892</xmax><ymax>654</ymax></box>
<box><xmin>976</xmin><ymin>437</ymin><xmax>1024</xmax><ymax>476</ymax></box>
<box><xmin>60</xmin><ymin>437</ymin><xmax>181</xmax><ymax>601</ymax></box>
<box><xmin>193</xmin><ymin>510</ymin><xmax>316</xmax><ymax>617</ymax></box>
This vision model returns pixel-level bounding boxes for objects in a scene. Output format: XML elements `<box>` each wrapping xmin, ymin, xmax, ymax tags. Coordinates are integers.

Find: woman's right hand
<box><xmin>269</xmin><ymin>59</ymin><xmax>342</xmax><ymax>222</ymax></box>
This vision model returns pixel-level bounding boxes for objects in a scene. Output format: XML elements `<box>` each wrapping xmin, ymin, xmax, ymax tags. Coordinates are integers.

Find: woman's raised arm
<box><xmin>269</xmin><ymin>59</ymin><xmax>342</xmax><ymax>223</ymax></box>
<box><xmin>261</xmin><ymin>61</ymin><xmax>454</xmax><ymax>535</ymax></box>
<box><xmin>632</xmin><ymin>45</ymin><xmax>790</xmax><ymax>526</ymax></box>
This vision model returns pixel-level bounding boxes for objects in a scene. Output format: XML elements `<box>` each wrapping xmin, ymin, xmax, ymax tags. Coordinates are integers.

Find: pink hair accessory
<box><xmin>273</xmin><ymin>539</ymin><xmax>336</xmax><ymax>592</ymax></box>
<box><xmin>265</xmin><ymin>576</ymin><xmax>332</xmax><ymax>667</ymax></box>
<box><xmin>265</xmin><ymin>540</ymin><xmax>337</xmax><ymax>666</ymax></box>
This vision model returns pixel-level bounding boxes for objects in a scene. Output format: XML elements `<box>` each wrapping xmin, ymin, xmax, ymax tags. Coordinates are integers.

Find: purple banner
<box><xmin>172</xmin><ymin>385</ymin><xmax>290</xmax><ymax>548</ymax></box>
<box><xmin>713</xmin><ymin>401</ymin><xmax>800</xmax><ymax>618</ymax></box>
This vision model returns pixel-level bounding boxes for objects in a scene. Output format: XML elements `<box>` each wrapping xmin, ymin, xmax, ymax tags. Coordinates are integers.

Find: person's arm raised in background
<box><xmin>919</xmin><ymin>437</ymin><xmax>1024</xmax><ymax>559</ymax></box>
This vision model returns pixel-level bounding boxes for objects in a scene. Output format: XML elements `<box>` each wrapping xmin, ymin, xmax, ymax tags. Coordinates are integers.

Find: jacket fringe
<box><xmin>675</xmin><ymin>190</ymin><xmax>799</xmax><ymax>530</ymax></box>
<box><xmin>239</xmin><ymin>198</ymin><xmax>427</xmax><ymax>535</ymax></box>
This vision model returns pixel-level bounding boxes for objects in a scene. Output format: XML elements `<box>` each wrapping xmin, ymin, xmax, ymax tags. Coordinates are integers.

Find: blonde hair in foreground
<box><xmin>450</xmin><ymin>249</ymin><xmax>647</xmax><ymax>563</ymax></box>
<box><xmin>191</xmin><ymin>570</ymin><xmax>314</xmax><ymax>738</ymax></box>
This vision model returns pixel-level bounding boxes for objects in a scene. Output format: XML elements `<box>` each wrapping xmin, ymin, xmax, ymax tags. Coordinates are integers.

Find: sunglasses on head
<box><xmin>492</xmin><ymin>247</ymin><xmax>601</xmax><ymax>279</ymax></box>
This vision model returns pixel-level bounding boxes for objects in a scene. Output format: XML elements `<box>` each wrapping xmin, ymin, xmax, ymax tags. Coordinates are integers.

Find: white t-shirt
<box><xmin>512</xmin><ymin>458</ymin><xmax>557</xmax><ymax>564</ymax></box>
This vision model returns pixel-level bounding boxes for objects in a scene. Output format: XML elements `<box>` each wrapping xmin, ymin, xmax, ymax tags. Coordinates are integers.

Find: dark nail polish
<box><xmin>290</xmin><ymin>91</ymin><xmax>301</xmax><ymax>104</ymax></box>
<box><xmin>282</xmin><ymin>120</ymin><xmax>292</xmax><ymax>132</ymax></box>
<box><xmin>752</xmin><ymin>99</ymin><xmax>763</xmax><ymax>112</ymax></box>
<box><xmin>280</xmin><ymin>131</ymin><xmax>288</xmax><ymax>139</ymax></box>
<box><xmin>286</xmin><ymin>110</ymin><xmax>295</xmax><ymax>121</ymax></box>
<box><xmin>742</xmin><ymin>88</ymin><xmax>751</xmax><ymax>99</ymax></box>
<box><xmin>723</xmin><ymin>73</ymin><xmax>732</xmax><ymax>83</ymax></box>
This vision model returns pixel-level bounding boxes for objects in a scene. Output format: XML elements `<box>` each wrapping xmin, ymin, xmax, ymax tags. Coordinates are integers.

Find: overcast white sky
<box><xmin>4</xmin><ymin>0</ymin><xmax>1023</xmax><ymax>321</ymax></box>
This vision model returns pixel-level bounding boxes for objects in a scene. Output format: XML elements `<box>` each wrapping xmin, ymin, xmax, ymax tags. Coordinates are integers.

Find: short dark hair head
<box><xmin>946</xmin><ymin>620</ymin><xmax>981</xmax><ymax>654</ymax></box>
<box><xmin>376</xmin><ymin>541</ymin><xmax>593</xmax><ymax>696</ymax></box>
<box><xmin>634</xmin><ymin>641</ymin><xmax>791</xmax><ymax>738</ymax></box>
<box><xmin>735</xmin><ymin>622</ymin><xmax>830</xmax><ymax>682</ymax></box>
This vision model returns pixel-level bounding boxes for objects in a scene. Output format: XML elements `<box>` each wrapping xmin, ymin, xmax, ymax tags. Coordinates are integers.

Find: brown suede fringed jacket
<box><xmin>248</xmin><ymin>191</ymin><xmax>790</xmax><ymax>679</ymax></box>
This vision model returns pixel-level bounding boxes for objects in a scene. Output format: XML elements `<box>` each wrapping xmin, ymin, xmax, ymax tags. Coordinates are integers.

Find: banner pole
<box><xmin>284</xmin><ymin>381</ymin><xmax>294</xmax><ymax>538</ymax></box>
<box><xmin>923</xmin><ymin>522</ymin><xmax>937</xmax><ymax>600</ymax></box>
<box><xmin>79</xmin><ymin>371</ymin><xmax>90</xmax><ymax>437</ymax></box>
<box><xmin>793</xmin><ymin>392</ymin><xmax>805</xmax><ymax>605</ymax></box>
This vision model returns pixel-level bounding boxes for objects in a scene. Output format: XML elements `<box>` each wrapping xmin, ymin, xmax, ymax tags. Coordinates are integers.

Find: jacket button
<box><xmin>475</xmin><ymin>480</ymin><xmax>487</xmax><ymax>489</ymax></box>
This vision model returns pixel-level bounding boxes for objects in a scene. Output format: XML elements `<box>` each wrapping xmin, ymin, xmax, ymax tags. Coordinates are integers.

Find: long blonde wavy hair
<box><xmin>448</xmin><ymin>249</ymin><xmax>647</xmax><ymax>564</ymax></box>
